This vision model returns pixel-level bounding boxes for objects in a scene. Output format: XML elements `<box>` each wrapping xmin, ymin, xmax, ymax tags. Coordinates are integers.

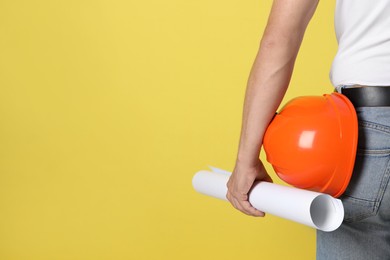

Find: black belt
<box><xmin>340</xmin><ymin>86</ymin><xmax>390</xmax><ymax>107</ymax></box>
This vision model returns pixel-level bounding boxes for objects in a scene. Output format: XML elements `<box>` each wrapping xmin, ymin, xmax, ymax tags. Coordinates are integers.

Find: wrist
<box><xmin>236</xmin><ymin>152</ymin><xmax>261</xmax><ymax>169</ymax></box>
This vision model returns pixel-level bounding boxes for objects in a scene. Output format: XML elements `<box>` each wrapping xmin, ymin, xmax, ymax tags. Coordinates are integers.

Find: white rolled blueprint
<box><xmin>192</xmin><ymin>168</ymin><xmax>344</xmax><ymax>232</ymax></box>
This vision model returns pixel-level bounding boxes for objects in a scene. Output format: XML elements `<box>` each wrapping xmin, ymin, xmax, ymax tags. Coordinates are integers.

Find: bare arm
<box><xmin>226</xmin><ymin>0</ymin><xmax>319</xmax><ymax>216</ymax></box>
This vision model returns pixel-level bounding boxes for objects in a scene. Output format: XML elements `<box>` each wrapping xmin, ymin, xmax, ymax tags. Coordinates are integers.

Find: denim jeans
<box><xmin>317</xmin><ymin>106</ymin><xmax>390</xmax><ymax>259</ymax></box>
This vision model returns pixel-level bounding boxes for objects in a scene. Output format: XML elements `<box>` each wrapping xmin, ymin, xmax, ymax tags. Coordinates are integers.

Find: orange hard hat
<box><xmin>263</xmin><ymin>93</ymin><xmax>358</xmax><ymax>197</ymax></box>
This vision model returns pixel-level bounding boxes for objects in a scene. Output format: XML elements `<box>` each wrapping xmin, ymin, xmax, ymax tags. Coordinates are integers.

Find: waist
<box><xmin>339</xmin><ymin>86</ymin><xmax>390</xmax><ymax>107</ymax></box>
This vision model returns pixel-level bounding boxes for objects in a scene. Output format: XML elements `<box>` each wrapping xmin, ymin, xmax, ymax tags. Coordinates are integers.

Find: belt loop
<box><xmin>335</xmin><ymin>85</ymin><xmax>346</xmax><ymax>94</ymax></box>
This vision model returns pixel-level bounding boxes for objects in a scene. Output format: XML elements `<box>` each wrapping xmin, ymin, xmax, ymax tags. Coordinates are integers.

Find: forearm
<box><xmin>237</xmin><ymin>33</ymin><xmax>302</xmax><ymax>166</ymax></box>
<box><xmin>236</xmin><ymin>0</ymin><xmax>319</xmax><ymax>167</ymax></box>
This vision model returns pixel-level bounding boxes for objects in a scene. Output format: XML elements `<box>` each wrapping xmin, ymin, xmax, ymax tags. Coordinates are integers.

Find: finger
<box><xmin>239</xmin><ymin>200</ymin><xmax>265</xmax><ymax>217</ymax></box>
<box><xmin>227</xmin><ymin>192</ymin><xmax>243</xmax><ymax>210</ymax></box>
<box><xmin>230</xmin><ymin>195</ymin><xmax>265</xmax><ymax>217</ymax></box>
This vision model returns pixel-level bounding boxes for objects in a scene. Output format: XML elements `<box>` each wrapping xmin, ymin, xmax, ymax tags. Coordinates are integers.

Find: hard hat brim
<box><xmin>323</xmin><ymin>93</ymin><xmax>358</xmax><ymax>197</ymax></box>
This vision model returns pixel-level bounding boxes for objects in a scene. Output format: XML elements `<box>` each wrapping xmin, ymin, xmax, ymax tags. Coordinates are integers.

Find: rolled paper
<box><xmin>192</xmin><ymin>169</ymin><xmax>344</xmax><ymax>232</ymax></box>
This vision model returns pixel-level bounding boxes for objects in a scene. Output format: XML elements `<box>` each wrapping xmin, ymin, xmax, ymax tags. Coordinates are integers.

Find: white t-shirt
<box><xmin>330</xmin><ymin>0</ymin><xmax>390</xmax><ymax>87</ymax></box>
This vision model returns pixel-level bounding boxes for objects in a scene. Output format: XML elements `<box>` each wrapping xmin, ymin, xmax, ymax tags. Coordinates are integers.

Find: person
<box><xmin>226</xmin><ymin>0</ymin><xmax>390</xmax><ymax>259</ymax></box>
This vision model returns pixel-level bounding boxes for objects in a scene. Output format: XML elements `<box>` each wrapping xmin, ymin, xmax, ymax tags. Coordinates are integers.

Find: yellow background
<box><xmin>0</xmin><ymin>0</ymin><xmax>337</xmax><ymax>259</ymax></box>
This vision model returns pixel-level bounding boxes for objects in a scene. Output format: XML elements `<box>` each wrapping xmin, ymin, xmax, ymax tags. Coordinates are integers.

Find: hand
<box><xmin>226</xmin><ymin>159</ymin><xmax>272</xmax><ymax>217</ymax></box>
